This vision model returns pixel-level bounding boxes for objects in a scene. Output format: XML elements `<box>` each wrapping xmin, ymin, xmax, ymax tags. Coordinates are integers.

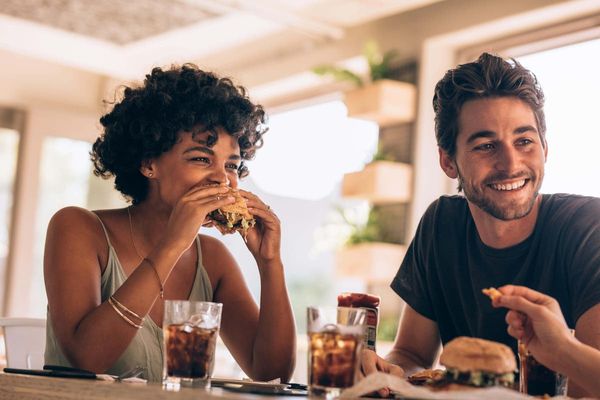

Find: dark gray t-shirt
<box><xmin>391</xmin><ymin>193</ymin><xmax>600</xmax><ymax>354</ymax></box>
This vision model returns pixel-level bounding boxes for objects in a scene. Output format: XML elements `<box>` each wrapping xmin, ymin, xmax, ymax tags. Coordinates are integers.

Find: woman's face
<box><xmin>145</xmin><ymin>127</ymin><xmax>241</xmax><ymax>206</ymax></box>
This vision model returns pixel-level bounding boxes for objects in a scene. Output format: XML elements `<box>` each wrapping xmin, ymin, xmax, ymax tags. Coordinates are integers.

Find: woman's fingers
<box><xmin>182</xmin><ymin>184</ymin><xmax>230</xmax><ymax>201</ymax></box>
<box><xmin>247</xmin><ymin>206</ymin><xmax>279</xmax><ymax>224</ymax></box>
<box><xmin>507</xmin><ymin>324</ymin><xmax>525</xmax><ymax>340</ymax></box>
<box><xmin>498</xmin><ymin>285</ymin><xmax>552</xmax><ymax>306</ymax></box>
<box><xmin>238</xmin><ymin>189</ymin><xmax>271</xmax><ymax>212</ymax></box>
<box><xmin>505</xmin><ymin>310</ymin><xmax>525</xmax><ymax>328</ymax></box>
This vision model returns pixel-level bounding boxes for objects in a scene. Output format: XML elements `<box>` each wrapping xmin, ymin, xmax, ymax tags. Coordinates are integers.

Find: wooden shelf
<box><xmin>341</xmin><ymin>161</ymin><xmax>412</xmax><ymax>204</ymax></box>
<box><xmin>344</xmin><ymin>79</ymin><xmax>416</xmax><ymax>126</ymax></box>
<box><xmin>335</xmin><ymin>242</ymin><xmax>406</xmax><ymax>284</ymax></box>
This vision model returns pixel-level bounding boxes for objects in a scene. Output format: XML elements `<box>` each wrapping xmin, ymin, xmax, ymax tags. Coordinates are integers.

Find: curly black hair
<box><xmin>91</xmin><ymin>64</ymin><xmax>267</xmax><ymax>204</ymax></box>
<box><xmin>433</xmin><ymin>52</ymin><xmax>546</xmax><ymax>159</ymax></box>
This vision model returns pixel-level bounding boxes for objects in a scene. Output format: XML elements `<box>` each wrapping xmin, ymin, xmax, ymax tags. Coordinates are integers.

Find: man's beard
<box><xmin>457</xmin><ymin>169</ymin><xmax>543</xmax><ymax>221</ymax></box>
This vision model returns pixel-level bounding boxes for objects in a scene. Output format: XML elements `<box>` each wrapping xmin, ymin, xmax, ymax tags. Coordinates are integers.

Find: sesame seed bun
<box><xmin>440</xmin><ymin>337</ymin><xmax>517</xmax><ymax>374</ymax></box>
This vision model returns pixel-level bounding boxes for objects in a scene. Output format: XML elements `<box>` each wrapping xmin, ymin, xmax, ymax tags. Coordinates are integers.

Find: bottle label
<box><xmin>362</xmin><ymin>307</ymin><xmax>378</xmax><ymax>351</ymax></box>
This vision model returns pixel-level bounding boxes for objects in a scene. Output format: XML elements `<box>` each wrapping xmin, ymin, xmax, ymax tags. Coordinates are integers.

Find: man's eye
<box><xmin>517</xmin><ymin>138</ymin><xmax>533</xmax><ymax>146</ymax></box>
<box><xmin>474</xmin><ymin>143</ymin><xmax>494</xmax><ymax>151</ymax></box>
<box><xmin>226</xmin><ymin>163</ymin><xmax>240</xmax><ymax>170</ymax></box>
<box><xmin>191</xmin><ymin>157</ymin><xmax>210</xmax><ymax>163</ymax></box>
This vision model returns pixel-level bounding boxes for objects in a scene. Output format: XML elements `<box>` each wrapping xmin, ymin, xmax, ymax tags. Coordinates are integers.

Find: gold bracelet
<box><xmin>144</xmin><ymin>258</ymin><xmax>164</xmax><ymax>299</ymax></box>
<box><xmin>110</xmin><ymin>295</ymin><xmax>143</xmax><ymax>321</ymax></box>
<box><xmin>108</xmin><ymin>297</ymin><xmax>143</xmax><ymax>329</ymax></box>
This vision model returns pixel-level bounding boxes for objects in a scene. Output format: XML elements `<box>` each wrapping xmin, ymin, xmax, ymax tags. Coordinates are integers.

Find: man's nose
<box><xmin>494</xmin><ymin>145</ymin><xmax>519</xmax><ymax>173</ymax></box>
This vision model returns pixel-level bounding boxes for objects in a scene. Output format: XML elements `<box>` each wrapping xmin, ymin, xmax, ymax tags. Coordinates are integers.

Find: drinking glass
<box><xmin>163</xmin><ymin>300</ymin><xmax>222</xmax><ymax>390</ymax></box>
<box><xmin>307</xmin><ymin>306</ymin><xmax>366</xmax><ymax>399</ymax></box>
<box><xmin>518</xmin><ymin>338</ymin><xmax>569</xmax><ymax>396</ymax></box>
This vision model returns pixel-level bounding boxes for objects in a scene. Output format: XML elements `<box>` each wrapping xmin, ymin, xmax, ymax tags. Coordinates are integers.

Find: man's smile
<box><xmin>488</xmin><ymin>179</ymin><xmax>529</xmax><ymax>192</ymax></box>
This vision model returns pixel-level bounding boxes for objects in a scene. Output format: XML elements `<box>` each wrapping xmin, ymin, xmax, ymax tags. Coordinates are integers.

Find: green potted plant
<box><xmin>313</xmin><ymin>41</ymin><xmax>416</xmax><ymax>126</ymax></box>
<box><xmin>335</xmin><ymin>206</ymin><xmax>406</xmax><ymax>282</ymax></box>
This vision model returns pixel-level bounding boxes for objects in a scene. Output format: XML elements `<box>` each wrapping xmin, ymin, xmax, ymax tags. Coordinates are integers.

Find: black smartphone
<box><xmin>4</xmin><ymin>367</ymin><xmax>97</xmax><ymax>379</ymax></box>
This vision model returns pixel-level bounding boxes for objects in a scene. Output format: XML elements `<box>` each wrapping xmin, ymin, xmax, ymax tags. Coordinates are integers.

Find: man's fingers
<box><xmin>386</xmin><ymin>363</ymin><xmax>405</xmax><ymax>378</ymax></box>
<box><xmin>360</xmin><ymin>349</ymin><xmax>379</xmax><ymax>376</ymax></box>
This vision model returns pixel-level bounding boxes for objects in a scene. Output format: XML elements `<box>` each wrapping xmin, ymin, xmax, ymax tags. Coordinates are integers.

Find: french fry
<box><xmin>482</xmin><ymin>287</ymin><xmax>502</xmax><ymax>301</ymax></box>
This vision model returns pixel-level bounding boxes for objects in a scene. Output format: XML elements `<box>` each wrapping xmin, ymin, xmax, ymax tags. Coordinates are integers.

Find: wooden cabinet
<box><xmin>344</xmin><ymin>79</ymin><xmax>416</xmax><ymax>126</ymax></box>
<box><xmin>335</xmin><ymin>242</ymin><xmax>406</xmax><ymax>283</ymax></box>
<box><xmin>341</xmin><ymin>160</ymin><xmax>412</xmax><ymax>204</ymax></box>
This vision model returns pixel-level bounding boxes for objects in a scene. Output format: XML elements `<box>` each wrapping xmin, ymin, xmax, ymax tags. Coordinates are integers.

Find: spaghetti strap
<box><xmin>92</xmin><ymin>211</ymin><xmax>113</xmax><ymax>248</ymax></box>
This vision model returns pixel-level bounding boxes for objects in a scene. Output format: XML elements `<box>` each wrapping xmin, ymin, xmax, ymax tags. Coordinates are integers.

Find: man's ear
<box><xmin>140</xmin><ymin>159</ymin><xmax>156</xmax><ymax>178</ymax></box>
<box><xmin>439</xmin><ymin>148</ymin><xmax>458</xmax><ymax>179</ymax></box>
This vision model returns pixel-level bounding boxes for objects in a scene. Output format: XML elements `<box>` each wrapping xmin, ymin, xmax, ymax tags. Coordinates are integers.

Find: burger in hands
<box><xmin>436</xmin><ymin>336</ymin><xmax>517</xmax><ymax>390</ymax></box>
<box><xmin>207</xmin><ymin>187</ymin><xmax>255</xmax><ymax>238</ymax></box>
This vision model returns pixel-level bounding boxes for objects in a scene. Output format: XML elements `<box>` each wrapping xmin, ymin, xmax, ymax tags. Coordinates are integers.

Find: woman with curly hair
<box><xmin>43</xmin><ymin>64</ymin><xmax>296</xmax><ymax>382</ymax></box>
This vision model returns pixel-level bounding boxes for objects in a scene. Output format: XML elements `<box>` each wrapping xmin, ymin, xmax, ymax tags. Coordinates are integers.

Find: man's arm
<box><xmin>385</xmin><ymin>304</ymin><xmax>442</xmax><ymax>376</ymax></box>
<box><xmin>570</xmin><ymin>303</ymin><xmax>600</xmax><ymax>398</ymax></box>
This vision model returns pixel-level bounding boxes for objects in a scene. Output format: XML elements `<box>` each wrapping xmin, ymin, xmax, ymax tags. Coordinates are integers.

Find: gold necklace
<box><xmin>127</xmin><ymin>206</ymin><xmax>145</xmax><ymax>261</ymax></box>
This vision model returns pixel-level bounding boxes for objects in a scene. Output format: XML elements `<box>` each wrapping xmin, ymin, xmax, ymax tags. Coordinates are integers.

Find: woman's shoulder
<box><xmin>198</xmin><ymin>233</ymin><xmax>233</xmax><ymax>258</ymax></box>
<box><xmin>50</xmin><ymin>206</ymin><xmax>99</xmax><ymax>229</ymax></box>
<box><xmin>48</xmin><ymin>206</ymin><xmax>121</xmax><ymax>248</ymax></box>
<box><xmin>198</xmin><ymin>234</ymin><xmax>238</xmax><ymax>276</ymax></box>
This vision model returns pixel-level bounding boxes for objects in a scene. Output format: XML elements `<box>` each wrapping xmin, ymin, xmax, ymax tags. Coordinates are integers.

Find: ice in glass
<box><xmin>163</xmin><ymin>301</ymin><xmax>222</xmax><ymax>390</ymax></box>
<box><xmin>307</xmin><ymin>306</ymin><xmax>365</xmax><ymax>398</ymax></box>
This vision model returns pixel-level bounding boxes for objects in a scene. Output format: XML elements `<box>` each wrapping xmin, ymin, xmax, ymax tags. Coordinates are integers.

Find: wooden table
<box><xmin>0</xmin><ymin>373</ymin><xmax>302</xmax><ymax>400</ymax></box>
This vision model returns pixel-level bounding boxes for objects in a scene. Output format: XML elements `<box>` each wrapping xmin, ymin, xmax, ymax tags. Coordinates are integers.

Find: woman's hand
<box><xmin>164</xmin><ymin>184</ymin><xmax>234</xmax><ymax>253</ymax></box>
<box><xmin>493</xmin><ymin>285</ymin><xmax>575</xmax><ymax>369</ymax></box>
<box><xmin>239</xmin><ymin>190</ymin><xmax>281</xmax><ymax>264</ymax></box>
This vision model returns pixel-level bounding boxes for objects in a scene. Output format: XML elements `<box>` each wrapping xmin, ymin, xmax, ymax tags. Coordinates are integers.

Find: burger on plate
<box><xmin>207</xmin><ymin>187</ymin><xmax>255</xmax><ymax>238</ymax></box>
<box><xmin>435</xmin><ymin>336</ymin><xmax>517</xmax><ymax>390</ymax></box>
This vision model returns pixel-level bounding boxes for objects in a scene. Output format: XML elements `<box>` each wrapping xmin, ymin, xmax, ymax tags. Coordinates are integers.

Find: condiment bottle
<box><xmin>337</xmin><ymin>292</ymin><xmax>380</xmax><ymax>351</ymax></box>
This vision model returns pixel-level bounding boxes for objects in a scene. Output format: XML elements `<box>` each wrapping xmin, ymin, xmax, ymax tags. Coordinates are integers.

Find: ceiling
<box><xmin>0</xmin><ymin>0</ymin><xmax>441</xmax><ymax>80</ymax></box>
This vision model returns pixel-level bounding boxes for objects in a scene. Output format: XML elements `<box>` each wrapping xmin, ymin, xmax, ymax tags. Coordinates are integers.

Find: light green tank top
<box><xmin>44</xmin><ymin>214</ymin><xmax>213</xmax><ymax>383</ymax></box>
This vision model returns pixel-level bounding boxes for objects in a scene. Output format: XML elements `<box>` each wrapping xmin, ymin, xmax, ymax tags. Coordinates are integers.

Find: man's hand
<box><xmin>360</xmin><ymin>349</ymin><xmax>404</xmax><ymax>397</ymax></box>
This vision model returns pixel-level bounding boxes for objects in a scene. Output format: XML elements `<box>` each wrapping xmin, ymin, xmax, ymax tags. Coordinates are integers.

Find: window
<box><xmin>517</xmin><ymin>38</ymin><xmax>600</xmax><ymax>197</ymax></box>
<box><xmin>30</xmin><ymin>137</ymin><xmax>126</xmax><ymax>317</ymax></box>
<box><xmin>0</xmin><ymin>128</ymin><xmax>20</xmax><ymax>312</ymax></box>
<box><xmin>208</xmin><ymin>99</ymin><xmax>379</xmax><ymax>333</ymax></box>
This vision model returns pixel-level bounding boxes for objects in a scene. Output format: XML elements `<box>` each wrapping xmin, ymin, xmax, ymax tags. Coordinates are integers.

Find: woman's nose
<box><xmin>208</xmin><ymin>166</ymin><xmax>230</xmax><ymax>186</ymax></box>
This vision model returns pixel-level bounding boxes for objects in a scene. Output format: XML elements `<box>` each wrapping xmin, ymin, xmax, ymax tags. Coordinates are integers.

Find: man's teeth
<box><xmin>490</xmin><ymin>180</ymin><xmax>526</xmax><ymax>191</ymax></box>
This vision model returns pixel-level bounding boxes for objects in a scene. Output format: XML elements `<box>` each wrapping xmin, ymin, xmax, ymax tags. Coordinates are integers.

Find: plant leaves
<box><xmin>312</xmin><ymin>65</ymin><xmax>363</xmax><ymax>87</ymax></box>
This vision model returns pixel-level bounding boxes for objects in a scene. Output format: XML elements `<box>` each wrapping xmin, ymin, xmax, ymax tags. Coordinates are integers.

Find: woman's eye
<box><xmin>191</xmin><ymin>157</ymin><xmax>210</xmax><ymax>163</ymax></box>
<box><xmin>226</xmin><ymin>163</ymin><xmax>240</xmax><ymax>171</ymax></box>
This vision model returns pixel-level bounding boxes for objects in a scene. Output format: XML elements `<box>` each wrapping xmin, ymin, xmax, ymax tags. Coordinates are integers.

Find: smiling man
<box><xmin>361</xmin><ymin>53</ymin><xmax>600</xmax><ymax>397</ymax></box>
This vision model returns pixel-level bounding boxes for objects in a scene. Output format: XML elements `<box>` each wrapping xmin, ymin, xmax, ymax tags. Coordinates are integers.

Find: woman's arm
<box><xmin>202</xmin><ymin>235</ymin><xmax>296</xmax><ymax>382</ymax></box>
<box><xmin>45</xmin><ymin>186</ymin><xmax>233</xmax><ymax>372</ymax></box>
<box><xmin>45</xmin><ymin>207</ymin><xmax>179</xmax><ymax>372</ymax></box>
<box><xmin>495</xmin><ymin>285</ymin><xmax>600</xmax><ymax>396</ymax></box>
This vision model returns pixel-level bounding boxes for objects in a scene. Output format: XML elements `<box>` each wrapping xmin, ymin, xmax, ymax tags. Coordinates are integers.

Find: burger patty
<box><xmin>444</xmin><ymin>368</ymin><xmax>515</xmax><ymax>388</ymax></box>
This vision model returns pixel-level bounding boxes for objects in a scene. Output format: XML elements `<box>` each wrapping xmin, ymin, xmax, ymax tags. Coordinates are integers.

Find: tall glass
<box><xmin>307</xmin><ymin>306</ymin><xmax>366</xmax><ymax>399</ymax></box>
<box><xmin>518</xmin><ymin>339</ymin><xmax>569</xmax><ymax>396</ymax></box>
<box><xmin>163</xmin><ymin>301</ymin><xmax>222</xmax><ymax>390</ymax></box>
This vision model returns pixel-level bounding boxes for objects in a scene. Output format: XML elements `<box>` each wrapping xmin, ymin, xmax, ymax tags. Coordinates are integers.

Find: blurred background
<box><xmin>1</xmin><ymin>0</ymin><xmax>600</xmax><ymax>382</ymax></box>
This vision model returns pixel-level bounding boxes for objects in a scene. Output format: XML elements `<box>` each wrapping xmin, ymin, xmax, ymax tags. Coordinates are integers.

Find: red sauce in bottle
<box><xmin>337</xmin><ymin>292</ymin><xmax>380</xmax><ymax>351</ymax></box>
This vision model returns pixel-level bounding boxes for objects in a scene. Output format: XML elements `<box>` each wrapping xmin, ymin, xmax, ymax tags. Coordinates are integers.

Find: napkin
<box><xmin>340</xmin><ymin>372</ymin><xmax>572</xmax><ymax>399</ymax></box>
<box><xmin>96</xmin><ymin>374</ymin><xmax>147</xmax><ymax>384</ymax></box>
